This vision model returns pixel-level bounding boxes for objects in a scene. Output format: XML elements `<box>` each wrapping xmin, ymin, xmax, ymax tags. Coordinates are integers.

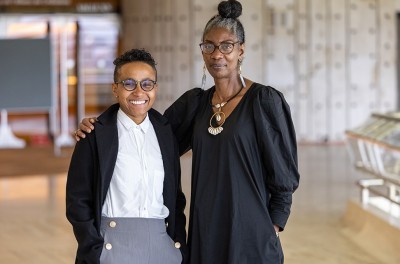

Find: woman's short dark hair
<box><xmin>202</xmin><ymin>0</ymin><xmax>245</xmax><ymax>44</ymax></box>
<box><xmin>113</xmin><ymin>48</ymin><xmax>157</xmax><ymax>82</ymax></box>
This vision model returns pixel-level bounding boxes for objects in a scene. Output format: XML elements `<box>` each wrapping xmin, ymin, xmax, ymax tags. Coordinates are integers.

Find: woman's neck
<box><xmin>213</xmin><ymin>78</ymin><xmax>243</xmax><ymax>102</ymax></box>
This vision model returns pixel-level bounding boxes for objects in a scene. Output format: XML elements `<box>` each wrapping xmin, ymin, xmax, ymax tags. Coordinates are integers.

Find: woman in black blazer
<box><xmin>66</xmin><ymin>49</ymin><xmax>187</xmax><ymax>264</ymax></box>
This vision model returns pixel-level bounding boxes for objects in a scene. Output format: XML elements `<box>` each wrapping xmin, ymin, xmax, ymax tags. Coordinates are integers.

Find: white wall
<box><xmin>120</xmin><ymin>0</ymin><xmax>398</xmax><ymax>143</ymax></box>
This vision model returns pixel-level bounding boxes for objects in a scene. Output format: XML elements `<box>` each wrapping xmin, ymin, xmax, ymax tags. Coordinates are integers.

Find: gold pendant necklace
<box><xmin>208</xmin><ymin>103</ymin><xmax>226</xmax><ymax>135</ymax></box>
<box><xmin>208</xmin><ymin>85</ymin><xmax>244</xmax><ymax>136</ymax></box>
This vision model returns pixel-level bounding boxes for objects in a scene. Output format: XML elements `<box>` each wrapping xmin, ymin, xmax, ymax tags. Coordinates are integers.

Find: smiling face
<box><xmin>112</xmin><ymin>61</ymin><xmax>157</xmax><ymax>124</ymax></box>
<box><xmin>202</xmin><ymin>27</ymin><xmax>244</xmax><ymax>82</ymax></box>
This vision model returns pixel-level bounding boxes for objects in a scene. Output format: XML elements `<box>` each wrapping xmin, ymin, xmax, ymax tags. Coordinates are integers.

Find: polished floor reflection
<box><xmin>0</xmin><ymin>144</ymin><xmax>390</xmax><ymax>263</ymax></box>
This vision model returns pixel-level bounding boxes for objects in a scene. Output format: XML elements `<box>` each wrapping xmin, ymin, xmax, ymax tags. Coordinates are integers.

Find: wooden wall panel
<box><xmin>348</xmin><ymin>0</ymin><xmax>378</xmax><ymax>128</ymax></box>
<box><xmin>240</xmin><ymin>1</ymin><xmax>263</xmax><ymax>84</ymax></box>
<box><xmin>309</xmin><ymin>0</ymin><xmax>328</xmax><ymax>141</ymax></box>
<box><xmin>294</xmin><ymin>0</ymin><xmax>311</xmax><ymax>141</ymax></box>
<box><xmin>329</xmin><ymin>0</ymin><xmax>347</xmax><ymax>141</ymax></box>
<box><xmin>169</xmin><ymin>0</ymin><xmax>193</xmax><ymax>106</ymax></box>
<box><xmin>151</xmin><ymin>0</ymin><xmax>174</xmax><ymax>111</ymax></box>
<box><xmin>119</xmin><ymin>0</ymin><xmax>398</xmax><ymax>142</ymax></box>
<box><xmin>377</xmin><ymin>0</ymin><xmax>396</xmax><ymax>112</ymax></box>
<box><xmin>121</xmin><ymin>1</ymin><xmax>153</xmax><ymax>50</ymax></box>
<box><xmin>121</xmin><ymin>0</ymin><xmax>192</xmax><ymax>112</ymax></box>
<box><xmin>264</xmin><ymin>0</ymin><xmax>296</xmax><ymax>108</ymax></box>
<box><xmin>192</xmin><ymin>0</ymin><xmax>215</xmax><ymax>90</ymax></box>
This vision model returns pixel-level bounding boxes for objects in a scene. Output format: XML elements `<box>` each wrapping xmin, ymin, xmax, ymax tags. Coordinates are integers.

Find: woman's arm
<box><xmin>66</xmin><ymin>135</ymin><xmax>104</xmax><ymax>263</ymax></box>
<box><xmin>253</xmin><ymin>85</ymin><xmax>300</xmax><ymax>231</ymax></box>
<box><xmin>163</xmin><ymin>88</ymin><xmax>204</xmax><ymax>155</ymax></box>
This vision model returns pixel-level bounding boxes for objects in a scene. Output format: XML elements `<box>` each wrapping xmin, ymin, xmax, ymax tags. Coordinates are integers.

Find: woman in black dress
<box><xmin>76</xmin><ymin>1</ymin><xmax>299</xmax><ymax>263</ymax></box>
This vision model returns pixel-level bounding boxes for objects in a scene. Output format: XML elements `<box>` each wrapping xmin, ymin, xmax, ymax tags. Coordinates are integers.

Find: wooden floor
<box><xmin>0</xmin><ymin>144</ymin><xmax>391</xmax><ymax>263</ymax></box>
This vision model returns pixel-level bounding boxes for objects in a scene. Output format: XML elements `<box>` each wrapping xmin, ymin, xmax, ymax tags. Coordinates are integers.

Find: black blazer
<box><xmin>66</xmin><ymin>104</ymin><xmax>187</xmax><ymax>264</ymax></box>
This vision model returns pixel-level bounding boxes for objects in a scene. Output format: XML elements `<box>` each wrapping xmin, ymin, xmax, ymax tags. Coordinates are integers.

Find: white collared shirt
<box><xmin>102</xmin><ymin>109</ymin><xmax>169</xmax><ymax>219</ymax></box>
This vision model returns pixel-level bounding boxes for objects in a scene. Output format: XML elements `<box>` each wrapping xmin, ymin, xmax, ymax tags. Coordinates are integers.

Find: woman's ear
<box><xmin>239</xmin><ymin>43</ymin><xmax>245</xmax><ymax>58</ymax></box>
<box><xmin>112</xmin><ymin>83</ymin><xmax>118</xmax><ymax>98</ymax></box>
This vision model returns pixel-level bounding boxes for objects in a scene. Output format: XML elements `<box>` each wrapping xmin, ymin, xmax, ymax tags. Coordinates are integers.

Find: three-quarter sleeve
<box><xmin>253</xmin><ymin>85</ymin><xmax>300</xmax><ymax>230</ymax></box>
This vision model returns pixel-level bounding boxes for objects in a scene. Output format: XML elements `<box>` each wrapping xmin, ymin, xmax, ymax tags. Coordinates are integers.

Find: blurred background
<box><xmin>0</xmin><ymin>0</ymin><xmax>400</xmax><ymax>263</ymax></box>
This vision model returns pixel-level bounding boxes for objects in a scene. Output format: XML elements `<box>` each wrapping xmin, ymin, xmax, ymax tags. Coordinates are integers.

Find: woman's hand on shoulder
<box><xmin>73</xmin><ymin>117</ymin><xmax>97</xmax><ymax>141</ymax></box>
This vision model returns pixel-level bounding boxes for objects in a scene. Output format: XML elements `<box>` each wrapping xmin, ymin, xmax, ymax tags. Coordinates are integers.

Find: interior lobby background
<box><xmin>1</xmin><ymin>0</ymin><xmax>399</xmax><ymax>143</ymax></box>
<box><xmin>1</xmin><ymin>1</ymin><xmax>400</xmax><ymax>263</ymax></box>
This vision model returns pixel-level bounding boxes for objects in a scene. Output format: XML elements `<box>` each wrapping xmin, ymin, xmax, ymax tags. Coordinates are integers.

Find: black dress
<box><xmin>164</xmin><ymin>83</ymin><xmax>300</xmax><ymax>264</ymax></box>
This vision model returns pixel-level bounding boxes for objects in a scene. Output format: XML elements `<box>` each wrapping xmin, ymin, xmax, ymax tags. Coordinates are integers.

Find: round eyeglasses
<box><xmin>199</xmin><ymin>41</ymin><xmax>240</xmax><ymax>54</ymax></box>
<box><xmin>115</xmin><ymin>78</ymin><xmax>157</xmax><ymax>92</ymax></box>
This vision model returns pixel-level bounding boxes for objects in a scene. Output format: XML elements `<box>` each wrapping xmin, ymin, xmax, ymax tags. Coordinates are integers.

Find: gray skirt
<box><xmin>100</xmin><ymin>217</ymin><xmax>182</xmax><ymax>264</ymax></box>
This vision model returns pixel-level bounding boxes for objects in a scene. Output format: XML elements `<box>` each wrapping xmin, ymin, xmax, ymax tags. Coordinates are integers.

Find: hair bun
<box><xmin>218</xmin><ymin>0</ymin><xmax>242</xmax><ymax>19</ymax></box>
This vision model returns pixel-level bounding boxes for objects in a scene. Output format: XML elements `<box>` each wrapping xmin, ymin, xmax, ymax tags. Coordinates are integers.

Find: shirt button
<box><xmin>105</xmin><ymin>243</ymin><xmax>112</xmax><ymax>250</ymax></box>
<box><xmin>109</xmin><ymin>221</ymin><xmax>116</xmax><ymax>228</ymax></box>
<box><xmin>174</xmin><ymin>242</ymin><xmax>181</xmax><ymax>249</ymax></box>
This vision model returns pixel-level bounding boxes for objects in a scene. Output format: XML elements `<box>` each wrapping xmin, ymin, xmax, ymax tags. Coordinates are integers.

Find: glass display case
<box><xmin>346</xmin><ymin>112</ymin><xmax>400</xmax><ymax>219</ymax></box>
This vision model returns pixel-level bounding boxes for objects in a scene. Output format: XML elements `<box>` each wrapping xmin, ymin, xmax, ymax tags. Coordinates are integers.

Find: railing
<box><xmin>345</xmin><ymin>113</ymin><xmax>400</xmax><ymax>219</ymax></box>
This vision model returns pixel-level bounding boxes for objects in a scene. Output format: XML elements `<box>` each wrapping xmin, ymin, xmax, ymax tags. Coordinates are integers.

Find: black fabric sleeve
<box><xmin>164</xmin><ymin>88</ymin><xmax>204</xmax><ymax>156</ymax></box>
<box><xmin>66</xmin><ymin>135</ymin><xmax>103</xmax><ymax>264</ymax></box>
<box><xmin>253</xmin><ymin>85</ymin><xmax>300</xmax><ymax>231</ymax></box>
<box><xmin>173</xmin><ymin>134</ymin><xmax>189</xmax><ymax>263</ymax></box>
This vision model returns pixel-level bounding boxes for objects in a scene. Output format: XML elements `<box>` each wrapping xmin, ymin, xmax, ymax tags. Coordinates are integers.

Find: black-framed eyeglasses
<box><xmin>199</xmin><ymin>41</ymin><xmax>240</xmax><ymax>54</ymax></box>
<box><xmin>115</xmin><ymin>78</ymin><xmax>157</xmax><ymax>92</ymax></box>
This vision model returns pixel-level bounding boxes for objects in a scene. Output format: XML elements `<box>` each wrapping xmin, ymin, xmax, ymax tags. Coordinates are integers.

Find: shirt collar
<box><xmin>117</xmin><ymin>108</ymin><xmax>150</xmax><ymax>134</ymax></box>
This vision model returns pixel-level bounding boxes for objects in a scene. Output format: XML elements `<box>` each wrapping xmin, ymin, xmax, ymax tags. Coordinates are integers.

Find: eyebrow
<box><xmin>203</xmin><ymin>40</ymin><xmax>237</xmax><ymax>44</ymax></box>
